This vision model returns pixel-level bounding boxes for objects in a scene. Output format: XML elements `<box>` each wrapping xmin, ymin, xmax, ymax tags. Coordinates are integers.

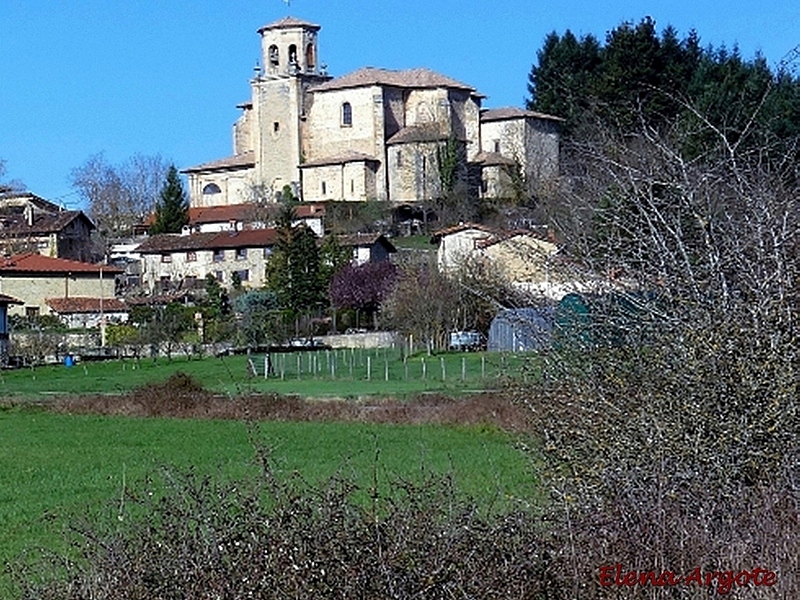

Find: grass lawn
<box><xmin>0</xmin><ymin>349</ymin><xmax>538</xmax><ymax>399</ymax></box>
<box><xmin>0</xmin><ymin>407</ymin><xmax>537</xmax><ymax>595</ymax></box>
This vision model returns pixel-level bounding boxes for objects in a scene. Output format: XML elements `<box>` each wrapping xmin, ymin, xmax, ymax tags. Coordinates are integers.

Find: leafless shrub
<box><xmin>515</xmin><ymin>103</ymin><xmax>798</xmax><ymax>597</ymax></box>
<box><xmin>12</xmin><ymin>449</ymin><xmax>553</xmax><ymax>599</ymax></box>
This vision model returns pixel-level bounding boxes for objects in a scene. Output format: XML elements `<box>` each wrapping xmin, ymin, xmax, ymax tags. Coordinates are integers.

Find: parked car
<box><xmin>449</xmin><ymin>330</ymin><xmax>484</xmax><ymax>351</ymax></box>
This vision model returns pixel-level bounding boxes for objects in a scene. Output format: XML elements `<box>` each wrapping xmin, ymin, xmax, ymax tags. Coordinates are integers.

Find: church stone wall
<box><xmin>253</xmin><ymin>78</ymin><xmax>303</xmax><ymax>197</ymax></box>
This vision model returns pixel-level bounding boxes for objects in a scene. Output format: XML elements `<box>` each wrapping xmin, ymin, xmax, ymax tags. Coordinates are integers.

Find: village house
<box><xmin>183</xmin><ymin>16</ymin><xmax>561</xmax><ymax>211</ymax></box>
<box><xmin>335</xmin><ymin>233</ymin><xmax>396</xmax><ymax>265</ymax></box>
<box><xmin>0</xmin><ymin>253</ymin><xmax>121</xmax><ymax>320</ymax></box>
<box><xmin>0</xmin><ymin>192</ymin><xmax>95</xmax><ymax>262</ymax></box>
<box><xmin>136</xmin><ymin>228</ymin><xmax>280</xmax><ymax>293</ymax></box>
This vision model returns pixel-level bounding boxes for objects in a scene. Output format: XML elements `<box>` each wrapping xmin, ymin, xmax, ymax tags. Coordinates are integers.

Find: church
<box><xmin>184</xmin><ymin>16</ymin><xmax>562</xmax><ymax>210</ymax></box>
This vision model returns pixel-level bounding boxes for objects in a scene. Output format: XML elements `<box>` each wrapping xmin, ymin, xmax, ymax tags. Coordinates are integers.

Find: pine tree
<box><xmin>150</xmin><ymin>165</ymin><xmax>188</xmax><ymax>235</ymax></box>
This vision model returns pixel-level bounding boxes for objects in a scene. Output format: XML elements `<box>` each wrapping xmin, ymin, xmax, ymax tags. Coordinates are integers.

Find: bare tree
<box><xmin>71</xmin><ymin>153</ymin><xmax>171</xmax><ymax>237</ymax></box>
<box><xmin>0</xmin><ymin>159</ymin><xmax>25</xmax><ymax>194</ymax></box>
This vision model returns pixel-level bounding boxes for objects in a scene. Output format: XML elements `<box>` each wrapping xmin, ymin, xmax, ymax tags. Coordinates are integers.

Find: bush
<box><xmin>12</xmin><ymin>450</ymin><xmax>553</xmax><ymax>599</ymax></box>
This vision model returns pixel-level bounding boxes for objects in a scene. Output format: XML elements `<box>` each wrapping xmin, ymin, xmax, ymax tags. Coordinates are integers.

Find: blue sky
<box><xmin>1</xmin><ymin>0</ymin><xmax>798</xmax><ymax>208</ymax></box>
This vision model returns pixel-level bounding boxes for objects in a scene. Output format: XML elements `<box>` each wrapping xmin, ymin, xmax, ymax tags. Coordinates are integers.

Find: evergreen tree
<box><xmin>150</xmin><ymin>166</ymin><xmax>188</xmax><ymax>235</ymax></box>
<box><xmin>266</xmin><ymin>221</ymin><xmax>324</xmax><ymax>314</ymax></box>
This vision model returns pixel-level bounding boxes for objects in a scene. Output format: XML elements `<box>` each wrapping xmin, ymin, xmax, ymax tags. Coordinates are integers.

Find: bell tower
<box><xmin>250</xmin><ymin>17</ymin><xmax>326</xmax><ymax>200</ymax></box>
<box><xmin>258</xmin><ymin>17</ymin><xmax>321</xmax><ymax>78</ymax></box>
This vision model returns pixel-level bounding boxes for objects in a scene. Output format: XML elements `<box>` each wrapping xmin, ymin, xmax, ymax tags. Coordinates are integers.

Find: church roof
<box><xmin>386</xmin><ymin>124</ymin><xmax>458</xmax><ymax>145</ymax></box>
<box><xmin>300</xmin><ymin>150</ymin><xmax>380</xmax><ymax>167</ymax></box>
<box><xmin>258</xmin><ymin>16</ymin><xmax>321</xmax><ymax>33</ymax></box>
<box><xmin>182</xmin><ymin>151</ymin><xmax>255</xmax><ymax>174</ymax></box>
<box><xmin>471</xmin><ymin>151</ymin><xmax>516</xmax><ymax>166</ymax></box>
<box><xmin>480</xmin><ymin>107</ymin><xmax>564</xmax><ymax>122</ymax></box>
<box><xmin>310</xmin><ymin>67</ymin><xmax>477</xmax><ymax>94</ymax></box>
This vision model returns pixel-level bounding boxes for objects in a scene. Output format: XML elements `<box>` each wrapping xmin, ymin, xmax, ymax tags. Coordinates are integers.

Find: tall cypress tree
<box><xmin>150</xmin><ymin>166</ymin><xmax>188</xmax><ymax>235</ymax></box>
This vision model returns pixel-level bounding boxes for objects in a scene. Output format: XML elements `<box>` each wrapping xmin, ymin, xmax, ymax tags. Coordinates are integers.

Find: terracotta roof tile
<box><xmin>310</xmin><ymin>67</ymin><xmax>477</xmax><ymax>94</ymax></box>
<box><xmin>0</xmin><ymin>253</ymin><xmax>121</xmax><ymax>274</ymax></box>
<box><xmin>188</xmin><ymin>204</ymin><xmax>259</xmax><ymax>225</ymax></box>
<box><xmin>46</xmin><ymin>297</ymin><xmax>127</xmax><ymax>313</ymax></box>
<box><xmin>480</xmin><ymin>107</ymin><xmax>564</xmax><ymax>122</ymax></box>
<box><xmin>182</xmin><ymin>151</ymin><xmax>255</xmax><ymax>174</ymax></box>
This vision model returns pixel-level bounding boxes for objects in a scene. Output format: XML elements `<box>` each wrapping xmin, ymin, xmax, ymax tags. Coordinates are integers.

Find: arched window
<box><xmin>305</xmin><ymin>43</ymin><xmax>315</xmax><ymax>70</ymax></box>
<box><xmin>341</xmin><ymin>102</ymin><xmax>352</xmax><ymax>126</ymax></box>
<box><xmin>202</xmin><ymin>183</ymin><xmax>222</xmax><ymax>195</ymax></box>
<box><xmin>268</xmin><ymin>45</ymin><xmax>279</xmax><ymax>67</ymax></box>
<box><xmin>288</xmin><ymin>44</ymin><xmax>297</xmax><ymax>64</ymax></box>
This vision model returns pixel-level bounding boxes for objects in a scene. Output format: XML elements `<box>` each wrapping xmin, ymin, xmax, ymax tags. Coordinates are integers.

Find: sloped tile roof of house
<box><xmin>0</xmin><ymin>293</ymin><xmax>23</xmax><ymax>305</ymax></box>
<box><xmin>188</xmin><ymin>204</ymin><xmax>259</xmax><ymax>225</ymax></box>
<box><xmin>258</xmin><ymin>16</ymin><xmax>321</xmax><ymax>32</ymax></box>
<box><xmin>187</xmin><ymin>202</ymin><xmax>325</xmax><ymax>224</ymax></box>
<box><xmin>46</xmin><ymin>297</ymin><xmax>128</xmax><ymax>314</ymax></box>
<box><xmin>182</xmin><ymin>151</ymin><xmax>255</xmax><ymax>174</ymax></box>
<box><xmin>480</xmin><ymin>107</ymin><xmax>564</xmax><ymax>122</ymax></box>
<box><xmin>310</xmin><ymin>67</ymin><xmax>477</xmax><ymax>94</ymax></box>
<box><xmin>301</xmin><ymin>150</ymin><xmax>380</xmax><ymax>167</ymax></box>
<box><xmin>430</xmin><ymin>222</ymin><xmax>498</xmax><ymax>243</ymax></box>
<box><xmin>0</xmin><ymin>210</ymin><xmax>95</xmax><ymax>235</ymax></box>
<box><xmin>0</xmin><ymin>192</ymin><xmax>63</xmax><ymax>213</ymax></box>
<box><xmin>136</xmin><ymin>228</ymin><xmax>279</xmax><ymax>253</ymax></box>
<box><xmin>0</xmin><ymin>253</ymin><xmax>121</xmax><ymax>274</ymax></box>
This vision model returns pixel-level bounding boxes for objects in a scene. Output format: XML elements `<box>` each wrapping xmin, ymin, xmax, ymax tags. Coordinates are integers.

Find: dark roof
<box><xmin>334</xmin><ymin>233</ymin><xmax>396</xmax><ymax>252</ymax></box>
<box><xmin>136</xmin><ymin>228</ymin><xmax>280</xmax><ymax>254</ymax></box>
<box><xmin>182</xmin><ymin>151</ymin><xmax>255</xmax><ymax>174</ymax></box>
<box><xmin>258</xmin><ymin>16</ymin><xmax>321</xmax><ymax>33</ymax></box>
<box><xmin>0</xmin><ymin>253</ymin><xmax>121</xmax><ymax>274</ymax></box>
<box><xmin>310</xmin><ymin>67</ymin><xmax>477</xmax><ymax>94</ymax></box>
<box><xmin>46</xmin><ymin>297</ymin><xmax>127</xmax><ymax>314</ymax></box>
<box><xmin>301</xmin><ymin>150</ymin><xmax>380</xmax><ymax>168</ymax></box>
<box><xmin>480</xmin><ymin>107</ymin><xmax>564</xmax><ymax>123</ymax></box>
<box><xmin>0</xmin><ymin>210</ymin><xmax>94</xmax><ymax>236</ymax></box>
<box><xmin>0</xmin><ymin>293</ymin><xmax>23</xmax><ymax>305</ymax></box>
<box><xmin>386</xmin><ymin>124</ymin><xmax>456</xmax><ymax>145</ymax></box>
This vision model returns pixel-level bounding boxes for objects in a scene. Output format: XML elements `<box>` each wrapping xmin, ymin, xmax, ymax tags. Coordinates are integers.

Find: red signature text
<box><xmin>598</xmin><ymin>564</ymin><xmax>777</xmax><ymax>594</ymax></box>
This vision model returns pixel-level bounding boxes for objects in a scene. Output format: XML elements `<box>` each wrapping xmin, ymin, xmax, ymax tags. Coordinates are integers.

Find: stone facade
<box><xmin>184</xmin><ymin>16</ymin><xmax>561</xmax><ymax>210</ymax></box>
<box><xmin>136</xmin><ymin>229</ymin><xmax>279</xmax><ymax>294</ymax></box>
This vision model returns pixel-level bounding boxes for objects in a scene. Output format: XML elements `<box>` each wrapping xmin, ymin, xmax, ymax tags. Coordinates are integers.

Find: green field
<box><xmin>0</xmin><ymin>349</ymin><xmax>537</xmax><ymax>399</ymax></box>
<box><xmin>0</xmin><ymin>407</ymin><xmax>536</xmax><ymax>593</ymax></box>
